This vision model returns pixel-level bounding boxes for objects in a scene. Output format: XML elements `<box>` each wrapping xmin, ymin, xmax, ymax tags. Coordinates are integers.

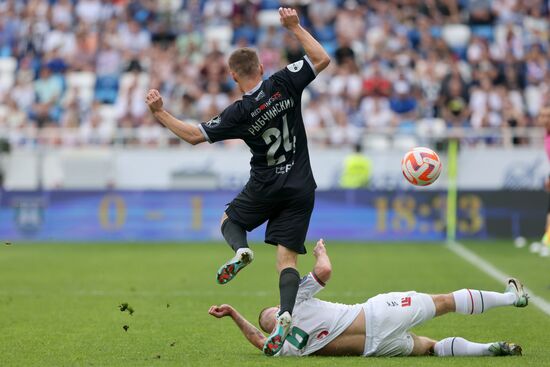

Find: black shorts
<box><xmin>225</xmin><ymin>189</ymin><xmax>315</xmax><ymax>254</ymax></box>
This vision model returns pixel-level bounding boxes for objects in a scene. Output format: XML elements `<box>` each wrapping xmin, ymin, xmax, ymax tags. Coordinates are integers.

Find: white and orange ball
<box><xmin>401</xmin><ymin>147</ymin><xmax>442</xmax><ymax>186</ymax></box>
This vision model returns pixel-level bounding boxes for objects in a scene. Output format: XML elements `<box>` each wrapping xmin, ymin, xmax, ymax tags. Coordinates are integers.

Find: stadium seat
<box><xmin>66</xmin><ymin>71</ymin><xmax>97</xmax><ymax>106</ymax></box>
<box><xmin>442</xmin><ymin>24</ymin><xmax>471</xmax><ymax>49</ymax></box>
<box><xmin>471</xmin><ymin>25</ymin><xmax>494</xmax><ymax>42</ymax></box>
<box><xmin>98</xmin><ymin>104</ymin><xmax>118</xmax><ymax>131</ymax></box>
<box><xmin>525</xmin><ymin>85</ymin><xmax>542</xmax><ymax>117</ymax></box>
<box><xmin>95</xmin><ymin>75</ymin><xmax>120</xmax><ymax>104</ymax></box>
<box><xmin>0</xmin><ymin>57</ymin><xmax>17</xmax><ymax>90</ymax></box>
<box><xmin>258</xmin><ymin>10</ymin><xmax>281</xmax><ymax>27</ymax></box>
<box><xmin>430</xmin><ymin>26</ymin><xmax>442</xmax><ymax>39</ymax></box>
<box><xmin>204</xmin><ymin>26</ymin><xmax>233</xmax><ymax>52</ymax></box>
<box><xmin>0</xmin><ymin>57</ymin><xmax>16</xmax><ymax>74</ymax></box>
<box><xmin>260</xmin><ymin>0</ymin><xmax>281</xmax><ymax>10</ymax></box>
<box><xmin>119</xmin><ymin>72</ymin><xmax>149</xmax><ymax>92</ymax></box>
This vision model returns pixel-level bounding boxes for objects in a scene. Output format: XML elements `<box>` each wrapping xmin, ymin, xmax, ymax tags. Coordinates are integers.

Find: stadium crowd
<box><xmin>0</xmin><ymin>0</ymin><xmax>548</xmax><ymax>147</ymax></box>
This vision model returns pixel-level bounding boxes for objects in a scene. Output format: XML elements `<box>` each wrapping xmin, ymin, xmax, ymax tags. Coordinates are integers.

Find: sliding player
<box><xmin>145</xmin><ymin>8</ymin><xmax>330</xmax><ymax>355</ymax></box>
<box><xmin>209</xmin><ymin>239</ymin><xmax>528</xmax><ymax>357</ymax></box>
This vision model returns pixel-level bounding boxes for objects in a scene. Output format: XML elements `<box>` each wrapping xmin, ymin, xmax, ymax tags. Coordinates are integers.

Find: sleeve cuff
<box><xmin>197</xmin><ymin>123</ymin><xmax>212</xmax><ymax>143</ymax></box>
<box><xmin>304</xmin><ymin>56</ymin><xmax>318</xmax><ymax>77</ymax></box>
<box><xmin>310</xmin><ymin>271</ymin><xmax>325</xmax><ymax>287</ymax></box>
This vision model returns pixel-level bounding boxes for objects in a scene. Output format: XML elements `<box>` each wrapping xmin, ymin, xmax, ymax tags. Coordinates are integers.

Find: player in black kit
<box><xmin>145</xmin><ymin>7</ymin><xmax>330</xmax><ymax>356</ymax></box>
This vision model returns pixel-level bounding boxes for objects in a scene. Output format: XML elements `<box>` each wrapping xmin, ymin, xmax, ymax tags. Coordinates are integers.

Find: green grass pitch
<box><xmin>1</xmin><ymin>241</ymin><xmax>549</xmax><ymax>367</ymax></box>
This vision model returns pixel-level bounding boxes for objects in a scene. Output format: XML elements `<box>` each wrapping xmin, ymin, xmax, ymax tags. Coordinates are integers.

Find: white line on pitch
<box><xmin>448</xmin><ymin>241</ymin><xmax>550</xmax><ymax>316</ymax></box>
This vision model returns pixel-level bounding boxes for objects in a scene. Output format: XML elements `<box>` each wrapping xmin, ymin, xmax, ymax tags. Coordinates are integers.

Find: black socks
<box><xmin>221</xmin><ymin>217</ymin><xmax>299</xmax><ymax>316</ymax></box>
<box><xmin>221</xmin><ymin>218</ymin><xmax>248</xmax><ymax>252</ymax></box>
<box><xmin>279</xmin><ymin>267</ymin><xmax>300</xmax><ymax>315</ymax></box>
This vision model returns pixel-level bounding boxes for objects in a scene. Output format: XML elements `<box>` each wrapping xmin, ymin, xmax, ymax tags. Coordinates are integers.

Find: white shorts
<box><xmin>362</xmin><ymin>291</ymin><xmax>436</xmax><ymax>357</ymax></box>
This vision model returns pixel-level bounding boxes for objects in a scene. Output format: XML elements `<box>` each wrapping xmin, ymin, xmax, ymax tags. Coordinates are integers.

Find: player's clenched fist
<box><xmin>146</xmin><ymin>89</ymin><xmax>163</xmax><ymax>113</ymax></box>
<box><xmin>279</xmin><ymin>7</ymin><xmax>300</xmax><ymax>30</ymax></box>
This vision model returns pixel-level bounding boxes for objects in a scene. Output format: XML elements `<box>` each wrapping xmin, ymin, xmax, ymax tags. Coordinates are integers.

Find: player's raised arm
<box><xmin>145</xmin><ymin>89</ymin><xmax>206</xmax><ymax>145</ymax></box>
<box><xmin>279</xmin><ymin>7</ymin><xmax>330</xmax><ymax>74</ymax></box>
<box><xmin>312</xmin><ymin>239</ymin><xmax>332</xmax><ymax>284</ymax></box>
<box><xmin>208</xmin><ymin>304</ymin><xmax>266</xmax><ymax>351</ymax></box>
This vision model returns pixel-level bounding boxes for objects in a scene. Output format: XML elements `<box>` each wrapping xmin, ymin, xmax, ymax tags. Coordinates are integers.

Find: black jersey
<box><xmin>199</xmin><ymin>56</ymin><xmax>318</xmax><ymax>199</ymax></box>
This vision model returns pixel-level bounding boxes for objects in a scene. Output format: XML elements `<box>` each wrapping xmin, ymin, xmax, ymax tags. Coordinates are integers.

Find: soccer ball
<box><xmin>401</xmin><ymin>147</ymin><xmax>442</xmax><ymax>186</ymax></box>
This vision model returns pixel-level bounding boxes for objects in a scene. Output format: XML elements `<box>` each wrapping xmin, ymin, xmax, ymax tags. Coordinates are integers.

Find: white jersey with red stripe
<box><xmin>277</xmin><ymin>272</ymin><xmax>363</xmax><ymax>356</ymax></box>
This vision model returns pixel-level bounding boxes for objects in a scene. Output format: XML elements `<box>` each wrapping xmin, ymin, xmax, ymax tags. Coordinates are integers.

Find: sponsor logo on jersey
<box><xmin>287</xmin><ymin>60</ymin><xmax>304</xmax><ymax>73</ymax></box>
<box><xmin>401</xmin><ymin>297</ymin><xmax>412</xmax><ymax>307</ymax></box>
<box><xmin>205</xmin><ymin>115</ymin><xmax>221</xmax><ymax>127</ymax></box>
<box><xmin>251</xmin><ymin>91</ymin><xmax>282</xmax><ymax>118</ymax></box>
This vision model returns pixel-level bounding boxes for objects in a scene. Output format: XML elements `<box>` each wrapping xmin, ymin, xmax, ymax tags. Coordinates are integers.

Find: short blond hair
<box><xmin>228</xmin><ymin>48</ymin><xmax>261</xmax><ymax>78</ymax></box>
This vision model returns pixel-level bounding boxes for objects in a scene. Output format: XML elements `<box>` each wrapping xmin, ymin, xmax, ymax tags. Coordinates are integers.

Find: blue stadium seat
<box><xmin>260</xmin><ymin>0</ymin><xmax>280</xmax><ymax>10</ymax></box>
<box><xmin>94</xmin><ymin>75</ymin><xmax>120</xmax><ymax>104</ymax></box>
<box><xmin>471</xmin><ymin>25</ymin><xmax>494</xmax><ymax>42</ymax></box>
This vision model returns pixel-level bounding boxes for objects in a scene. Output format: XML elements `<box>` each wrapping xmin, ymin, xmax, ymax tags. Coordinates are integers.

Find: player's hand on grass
<box><xmin>146</xmin><ymin>89</ymin><xmax>164</xmax><ymax>113</ymax></box>
<box><xmin>279</xmin><ymin>7</ymin><xmax>300</xmax><ymax>31</ymax></box>
<box><xmin>208</xmin><ymin>304</ymin><xmax>234</xmax><ymax>318</ymax></box>
<box><xmin>313</xmin><ymin>238</ymin><xmax>326</xmax><ymax>258</ymax></box>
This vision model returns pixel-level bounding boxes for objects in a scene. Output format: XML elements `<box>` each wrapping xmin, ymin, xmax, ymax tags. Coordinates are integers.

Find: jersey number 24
<box><xmin>262</xmin><ymin>115</ymin><xmax>296</xmax><ymax>166</ymax></box>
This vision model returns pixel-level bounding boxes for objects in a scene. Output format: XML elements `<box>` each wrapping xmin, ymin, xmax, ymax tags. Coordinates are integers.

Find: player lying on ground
<box><xmin>209</xmin><ymin>240</ymin><xmax>528</xmax><ymax>357</ymax></box>
<box><xmin>146</xmin><ymin>8</ymin><xmax>330</xmax><ymax>356</ymax></box>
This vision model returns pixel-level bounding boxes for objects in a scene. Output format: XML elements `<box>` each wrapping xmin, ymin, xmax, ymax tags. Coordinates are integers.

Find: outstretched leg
<box><xmin>434</xmin><ymin>337</ymin><xmax>522</xmax><ymax>357</ymax></box>
<box><xmin>431</xmin><ymin>278</ymin><xmax>528</xmax><ymax>317</ymax></box>
<box><xmin>425</xmin><ymin>278</ymin><xmax>528</xmax><ymax>357</ymax></box>
<box><xmin>263</xmin><ymin>245</ymin><xmax>300</xmax><ymax>356</ymax></box>
<box><xmin>411</xmin><ymin>335</ymin><xmax>522</xmax><ymax>357</ymax></box>
<box><xmin>216</xmin><ymin>213</ymin><xmax>254</xmax><ymax>285</ymax></box>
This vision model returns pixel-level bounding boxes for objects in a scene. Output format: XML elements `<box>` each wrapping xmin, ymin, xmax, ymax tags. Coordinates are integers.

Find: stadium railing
<box><xmin>0</xmin><ymin>125</ymin><xmax>544</xmax><ymax>150</ymax></box>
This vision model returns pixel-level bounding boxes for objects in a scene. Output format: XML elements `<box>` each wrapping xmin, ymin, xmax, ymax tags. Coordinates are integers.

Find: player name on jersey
<box><xmin>248</xmin><ymin>98</ymin><xmax>295</xmax><ymax>136</ymax></box>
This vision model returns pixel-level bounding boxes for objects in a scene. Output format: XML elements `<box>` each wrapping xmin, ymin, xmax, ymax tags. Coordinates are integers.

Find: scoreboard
<box><xmin>0</xmin><ymin>190</ymin><xmax>545</xmax><ymax>242</ymax></box>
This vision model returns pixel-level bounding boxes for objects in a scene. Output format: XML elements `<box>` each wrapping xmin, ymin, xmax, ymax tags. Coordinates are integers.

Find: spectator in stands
<box><xmin>32</xmin><ymin>65</ymin><xmax>64</xmax><ymax>127</ymax></box>
<box><xmin>364</xmin><ymin>96</ymin><xmax>395</xmax><ymax>129</ymax></box>
<box><xmin>0</xmin><ymin>0</ymin><xmax>546</xmax><ymax>147</ymax></box>
<box><xmin>389</xmin><ymin>80</ymin><xmax>418</xmax><ymax>126</ymax></box>
<box><xmin>70</xmin><ymin>27</ymin><xmax>98</xmax><ymax>72</ymax></box>
<box><xmin>333</xmin><ymin>36</ymin><xmax>355</xmax><ymax>66</ymax></box>
<box><xmin>79</xmin><ymin>104</ymin><xmax>113</xmax><ymax>145</ymax></box>
<box><xmin>441</xmin><ymin>77</ymin><xmax>470</xmax><ymax>127</ymax></box>
<box><xmin>196</xmin><ymin>81</ymin><xmax>231</xmax><ymax>121</ymax></box>
<box><xmin>96</xmin><ymin>39</ymin><xmax>122</xmax><ymax>77</ymax></box>
<box><xmin>118</xmin><ymin>20</ymin><xmax>151</xmax><ymax>56</ymax></box>
<box><xmin>468</xmin><ymin>0</ymin><xmax>495</xmax><ymax>25</ymax></box>
<box><xmin>12</xmin><ymin>73</ymin><xmax>35</xmax><ymax>116</ymax></box>
<box><xmin>137</xmin><ymin>115</ymin><xmax>163</xmax><ymax>147</ymax></box>
<box><xmin>2</xmin><ymin>97</ymin><xmax>27</xmax><ymax>131</ymax></box>
<box><xmin>363</xmin><ymin>60</ymin><xmax>392</xmax><ymax>98</ymax></box>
